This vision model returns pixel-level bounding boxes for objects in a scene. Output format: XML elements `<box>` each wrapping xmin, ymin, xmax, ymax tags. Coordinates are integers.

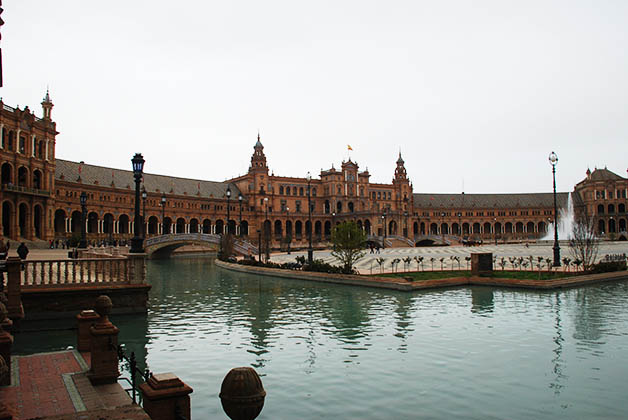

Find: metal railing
<box><xmin>115</xmin><ymin>343</ymin><xmax>151</xmax><ymax>405</ymax></box>
<box><xmin>1</xmin><ymin>183</ymin><xmax>51</xmax><ymax>197</ymax></box>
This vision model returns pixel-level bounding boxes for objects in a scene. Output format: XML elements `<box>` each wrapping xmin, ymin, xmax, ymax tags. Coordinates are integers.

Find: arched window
<box><xmin>598</xmin><ymin>204</ymin><xmax>605</xmax><ymax>215</ymax></box>
<box><xmin>608</xmin><ymin>204</ymin><xmax>615</xmax><ymax>214</ymax></box>
<box><xmin>279</xmin><ymin>186</ymin><xmax>284</xmax><ymax>195</ymax></box>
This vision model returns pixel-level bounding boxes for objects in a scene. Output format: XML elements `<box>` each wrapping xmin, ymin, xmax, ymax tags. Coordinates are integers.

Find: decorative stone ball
<box><xmin>94</xmin><ymin>295</ymin><xmax>113</xmax><ymax>318</ymax></box>
<box><xmin>219</xmin><ymin>367</ymin><xmax>266</xmax><ymax>420</ymax></box>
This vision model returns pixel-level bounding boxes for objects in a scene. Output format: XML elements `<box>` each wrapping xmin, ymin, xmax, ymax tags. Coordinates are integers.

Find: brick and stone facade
<box><xmin>1</xmin><ymin>94</ymin><xmax>625</xmax><ymax>246</ymax></box>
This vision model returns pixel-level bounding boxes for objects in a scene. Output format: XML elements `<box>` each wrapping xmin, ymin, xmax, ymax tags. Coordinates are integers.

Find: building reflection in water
<box><xmin>470</xmin><ymin>287</ymin><xmax>494</xmax><ymax>314</ymax></box>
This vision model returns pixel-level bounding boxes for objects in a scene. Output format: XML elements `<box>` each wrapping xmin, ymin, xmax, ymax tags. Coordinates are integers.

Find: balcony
<box><xmin>1</xmin><ymin>183</ymin><xmax>51</xmax><ymax>197</ymax></box>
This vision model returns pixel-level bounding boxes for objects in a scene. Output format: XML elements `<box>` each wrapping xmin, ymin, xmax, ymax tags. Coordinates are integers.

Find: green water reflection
<box><xmin>13</xmin><ymin>256</ymin><xmax>628</xmax><ymax>419</ymax></box>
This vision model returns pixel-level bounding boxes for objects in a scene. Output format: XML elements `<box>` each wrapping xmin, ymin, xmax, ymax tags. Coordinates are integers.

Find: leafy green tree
<box><xmin>331</xmin><ymin>221</ymin><xmax>367</xmax><ymax>273</ymax></box>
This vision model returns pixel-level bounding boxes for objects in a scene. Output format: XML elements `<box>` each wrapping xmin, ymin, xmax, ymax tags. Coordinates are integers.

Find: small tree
<box><xmin>331</xmin><ymin>221</ymin><xmax>367</xmax><ymax>273</ymax></box>
<box><xmin>403</xmin><ymin>257</ymin><xmax>412</xmax><ymax>271</ymax></box>
<box><xmin>376</xmin><ymin>257</ymin><xmax>385</xmax><ymax>273</ymax></box>
<box><xmin>569</xmin><ymin>215</ymin><xmax>599</xmax><ymax>271</ymax></box>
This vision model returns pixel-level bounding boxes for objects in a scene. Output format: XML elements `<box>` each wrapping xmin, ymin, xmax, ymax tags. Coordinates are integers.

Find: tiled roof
<box><xmin>413</xmin><ymin>192</ymin><xmax>570</xmax><ymax>209</ymax></box>
<box><xmin>588</xmin><ymin>168</ymin><xmax>625</xmax><ymax>182</ymax></box>
<box><xmin>55</xmin><ymin>159</ymin><xmax>241</xmax><ymax>199</ymax></box>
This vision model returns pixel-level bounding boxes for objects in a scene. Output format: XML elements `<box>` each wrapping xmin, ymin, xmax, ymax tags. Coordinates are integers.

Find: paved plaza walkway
<box><xmin>0</xmin><ymin>350</ymin><xmax>148</xmax><ymax>420</ymax></box>
<box><xmin>270</xmin><ymin>242</ymin><xmax>628</xmax><ymax>274</ymax></box>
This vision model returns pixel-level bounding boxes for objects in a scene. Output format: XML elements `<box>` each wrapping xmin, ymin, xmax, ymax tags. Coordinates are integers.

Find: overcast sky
<box><xmin>2</xmin><ymin>1</ymin><xmax>627</xmax><ymax>193</ymax></box>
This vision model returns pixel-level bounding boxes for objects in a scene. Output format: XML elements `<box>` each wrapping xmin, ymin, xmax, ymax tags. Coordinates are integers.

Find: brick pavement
<box><xmin>0</xmin><ymin>350</ymin><xmax>147</xmax><ymax>420</ymax></box>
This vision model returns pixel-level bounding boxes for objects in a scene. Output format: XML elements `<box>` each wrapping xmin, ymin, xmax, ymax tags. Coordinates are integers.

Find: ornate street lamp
<box><xmin>226</xmin><ymin>185</ymin><xmax>232</xmax><ymax>235</ymax></box>
<box><xmin>549</xmin><ymin>151</ymin><xmax>561</xmax><ymax>266</ymax></box>
<box><xmin>257</xmin><ymin>229</ymin><xmax>262</xmax><ymax>261</ymax></box>
<box><xmin>306</xmin><ymin>171</ymin><xmax>313</xmax><ymax>264</ymax></box>
<box><xmin>130</xmin><ymin>153</ymin><xmax>145</xmax><ymax>253</ymax></box>
<box><xmin>381</xmin><ymin>210</ymin><xmax>387</xmax><ymax>249</ymax></box>
<box><xmin>403</xmin><ymin>211</ymin><xmax>409</xmax><ymax>238</ymax></box>
<box><xmin>79</xmin><ymin>191</ymin><xmax>88</xmax><ymax>249</ymax></box>
<box><xmin>141</xmin><ymin>186</ymin><xmax>147</xmax><ymax>239</ymax></box>
<box><xmin>264</xmin><ymin>197</ymin><xmax>269</xmax><ymax>262</ymax></box>
<box><xmin>286</xmin><ymin>206</ymin><xmax>291</xmax><ymax>255</ymax></box>
<box><xmin>493</xmin><ymin>217</ymin><xmax>497</xmax><ymax>245</ymax></box>
<box><xmin>160</xmin><ymin>193</ymin><xmax>166</xmax><ymax>234</ymax></box>
<box><xmin>238</xmin><ymin>192</ymin><xmax>243</xmax><ymax>236</ymax></box>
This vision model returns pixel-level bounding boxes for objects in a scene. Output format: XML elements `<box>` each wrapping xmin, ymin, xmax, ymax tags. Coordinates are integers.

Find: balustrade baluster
<box><xmin>87</xmin><ymin>260</ymin><xmax>92</xmax><ymax>283</ymax></box>
<box><xmin>80</xmin><ymin>261</ymin><xmax>84</xmax><ymax>283</ymax></box>
<box><xmin>39</xmin><ymin>262</ymin><xmax>45</xmax><ymax>284</ymax></box>
<box><xmin>57</xmin><ymin>261</ymin><xmax>62</xmax><ymax>284</ymax></box>
<box><xmin>48</xmin><ymin>261</ymin><xmax>53</xmax><ymax>285</ymax></box>
<box><xmin>31</xmin><ymin>263</ymin><xmax>37</xmax><ymax>285</ymax></box>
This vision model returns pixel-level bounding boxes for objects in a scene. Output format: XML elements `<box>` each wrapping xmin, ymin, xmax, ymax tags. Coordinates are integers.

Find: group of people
<box><xmin>0</xmin><ymin>240</ymin><xmax>29</xmax><ymax>260</ymax></box>
<box><xmin>368</xmin><ymin>243</ymin><xmax>381</xmax><ymax>254</ymax></box>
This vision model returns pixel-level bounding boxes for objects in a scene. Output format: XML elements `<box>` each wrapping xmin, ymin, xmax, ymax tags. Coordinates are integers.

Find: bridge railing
<box><xmin>145</xmin><ymin>233</ymin><xmax>221</xmax><ymax>247</ymax></box>
<box><xmin>20</xmin><ymin>258</ymin><xmax>130</xmax><ymax>288</ymax></box>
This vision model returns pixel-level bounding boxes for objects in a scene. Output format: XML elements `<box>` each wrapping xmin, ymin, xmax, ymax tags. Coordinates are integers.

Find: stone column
<box><xmin>127</xmin><ymin>254</ymin><xmax>146</xmax><ymax>285</ymax></box>
<box><xmin>5</xmin><ymin>258</ymin><xmax>23</xmax><ymax>322</ymax></box>
<box><xmin>88</xmin><ymin>296</ymin><xmax>120</xmax><ymax>385</ymax></box>
<box><xmin>0</xmin><ymin>303</ymin><xmax>14</xmax><ymax>386</ymax></box>
<box><xmin>140</xmin><ymin>373</ymin><xmax>193</xmax><ymax>420</ymax></box>
<box><xmin>76</xmin><ymin>309</ymin><xmax>99</xmax><ymax>352</ymax></box>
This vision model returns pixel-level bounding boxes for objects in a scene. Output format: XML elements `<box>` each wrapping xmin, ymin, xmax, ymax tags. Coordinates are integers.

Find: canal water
<box><xmin>14</xmin><ymin>256</ymin><xmax>628</xmax><ymax>419</ymax></box>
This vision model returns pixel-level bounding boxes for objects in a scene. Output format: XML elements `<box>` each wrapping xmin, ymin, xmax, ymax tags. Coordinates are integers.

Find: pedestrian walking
<box><xmin>17</xmin><ymin>242</ymin><xmax>29</xmax><ymax>260</ymax></box>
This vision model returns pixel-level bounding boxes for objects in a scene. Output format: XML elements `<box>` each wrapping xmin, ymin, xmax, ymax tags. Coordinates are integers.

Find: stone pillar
<box><xmin>471</xmin><ymin>252</ymin><xmax>493</xmax><ymax>276</ymax></box>
<box><xmin>87</xmin><ymin>296</ymin><xmax>120</xmax><ymax>385</ymax></box>
<box><xmin>76</xmin><ymin>309</ymin><xmax>99</xmax><ymax>352</ymax></box>
<box><xmin>140</xmin><ymin>373</ymin><xmax>193</xmax><ymax>420</ymax></box>
<box><xmin>127</xmin><ymin>254</ymin><xmax>146</xmax><ymax>284</ymax></box>
<box><xmin>5</xmin><ymin>258</ymin><xmax>23</xmax><ymax>322</ymax></box>
<box><xmin>0</xmin><ymin>303</ymin><xmax>14</xmax><ymax>386</ymax></box>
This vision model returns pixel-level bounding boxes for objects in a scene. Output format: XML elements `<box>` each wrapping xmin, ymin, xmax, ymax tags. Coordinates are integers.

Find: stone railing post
<box><xmin>220</xmin><ymin>367</ymin><xmax>266</xmax><ymax>420</ymax></box>
<box><xmin>87</xmin><ymin>295</ymin><xmax>120</xmax><ymax>385</ymax></box>
<box><xmin>76</xmin><ymin>309</ymin><xmax>99</xmax><ymax>352</ymax></box>
<box><xmin>139</xmin><ymin>373</ymin><xmax>193</xmax><ymax>420</ymax></box>
<box><xmin>5</xmin><ymin>258</ymin><xmax>23</xmax><ymax>322</ymax></box>
<box><xmin>127</xmin><ymin>254</ymin><xmax>146</xmax><ymax>284</ymax></box>
<box><xmin>0</xmin><ymin>303</ymin><xmax>14</xmax><ymax>386</ymax></box>
<box><xmin>471</xmin><ymin>252</ymin><xmax>493</xmax><ymax>276</ymax></box>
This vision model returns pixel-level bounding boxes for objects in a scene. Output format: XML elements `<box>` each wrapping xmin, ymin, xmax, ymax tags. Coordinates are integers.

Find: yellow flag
<box><xmin>347</xmin><ymin>145</ymin><xmax>353</xmax><ymax>151</ymax></box>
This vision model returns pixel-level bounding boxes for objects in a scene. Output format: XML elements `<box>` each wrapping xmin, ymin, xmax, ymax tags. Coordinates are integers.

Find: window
<box><xmin>19</xmin><ymin>136</ymin><xmax>25</xmax><ymax>154</ymax></box>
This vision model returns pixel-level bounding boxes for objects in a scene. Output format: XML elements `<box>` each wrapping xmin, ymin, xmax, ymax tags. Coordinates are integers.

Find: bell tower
<box><xmin>249</xmin><ymin>133</ymin><xmax>268</xmax><ymax>175</ymax></box>
<box><xmin>393</xmin><ymin>151</ymin><xmax>411</xmax><ymax>212</ymax></box>
<box><xmin>41</xmin><ymin>89</ymin><xmax>54</xmax><ymax>120</ymax></box>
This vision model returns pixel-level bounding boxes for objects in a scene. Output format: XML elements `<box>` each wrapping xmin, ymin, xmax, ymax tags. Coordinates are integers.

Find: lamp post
<box><xmin>306</xmin><ymin>171</ymin><xmax>313</xmax><ymax>264</ymax></box>
<box><xmin>141</xmin><ymin>186</ymin><xmax>147</xmax><ymax>239</ymax></box>
<box><xmin>264</xmin><ymin>197</ymin><xmax>269</xmax><ymax>262</ymax></box>
<box><xmin>457</xmin><ymin>212</ymin><xmax>462</xmax><ymax>238</ymax></box>
<box><xmin>79</xmin><ymin>192</ymin><xmax>87</xmax><ymax>248</ymax></box>
<box><xmin>549</xmin><ymin>151</ymin><xmax>561</xmax><ymax>266</ymax></box>
<box><xmin>257</xmin><ymin>229</ymin><xmax>262</xmax><ymax>261</ymax></box>
<box><xmin>160</xmin><ymin>193</ymin><xmax>166</xmax><ymax>234</ymax></box>
<box><xmin>440</xmin><ymin>212</ymin><xmax>445</xmax><ymax>242</ymax></box>
<box><xmin>493</xmin><ymin>217</ymin><xmax>497</xmax><ymax>245</ymax></box>
<box><xmin>403</xmin><ymin>211</ymin><xmax>408</xmax><ymax>238</ymax></box>
<box><xmin>238</xmin><ymin>193</ymin><xmax>243</xmax><ymax>237</ymax></box>
<box><xmin>381</xmin><ymin>210</ymin><xmax>387</xmax><ymax>249</ymax></box>
<box><xmin>286</xmin><ymin>206</ymin><xmax>291</xmax><ymax>255</ymax></box>
<box><xmin>226</xmin><ymin>185</ymin><xmax>231</xmax><ymax>235</ymax></box>
<box><xmin>130</xmin><ymin>153</ymin><xmax>145</xmax><ymax>253</ymax></box>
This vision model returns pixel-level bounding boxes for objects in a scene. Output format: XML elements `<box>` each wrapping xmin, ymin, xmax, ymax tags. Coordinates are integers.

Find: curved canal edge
<box><xmin>215</xmin><ymin>259</ymin><xmax>628</xmax><ymax>291</ymax></box>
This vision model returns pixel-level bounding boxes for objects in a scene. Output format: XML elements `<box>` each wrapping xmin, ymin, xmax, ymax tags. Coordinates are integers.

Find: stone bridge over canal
<box><xmin>145</xmin><ymin>233</ymin><xmax>258</xmax><ymax>258</ymax></box>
